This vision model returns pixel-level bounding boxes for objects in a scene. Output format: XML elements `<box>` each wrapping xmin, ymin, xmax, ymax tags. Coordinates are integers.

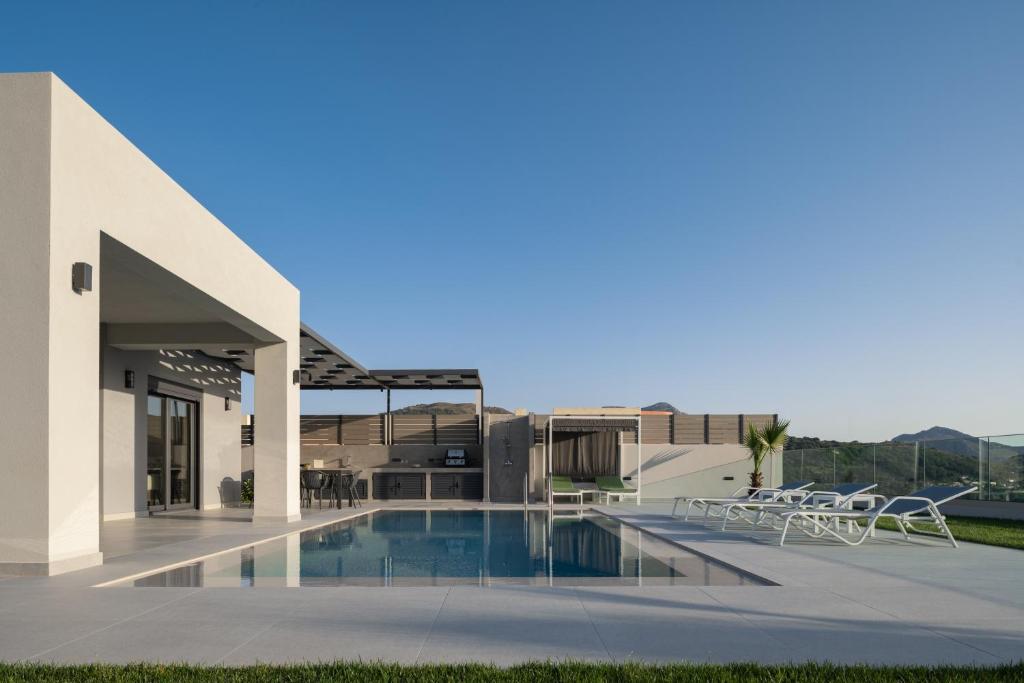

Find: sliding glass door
<box><xmin>147</xmin><ymin>393</ymin><xmax>198</xmax><ymax>511</ymax></box>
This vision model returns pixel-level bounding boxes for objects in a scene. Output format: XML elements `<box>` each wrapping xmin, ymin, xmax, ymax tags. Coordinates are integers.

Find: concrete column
<box><xmin>253</xmin><ymin>341</ymin><xmax>301</xmax><ymax>522</ymax></box>
<box><xmin>482</xmin><ymin>413</ymin><xmax>490</xmax><ymax>502</ymax></box>
<box><xmin>0</xmin><ymin>73</ymin><xmax>102</xmax><ymax>575</ymax></box>
<box><xmin>475</xmin><ymin>388</ymin><xmax>484</xmax><ymax>445</ymax></box>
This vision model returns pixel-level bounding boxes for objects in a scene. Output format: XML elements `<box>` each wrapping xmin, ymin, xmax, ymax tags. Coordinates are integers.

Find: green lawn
<box><xmin>875</xmin><ymin>515</ymin><xmax>1024</xmax><ymax>550</ymax></box>
<box><xmin>0</xmin><ymin>663</ymin><xmax>1022</xmax><ymax>683</ymax></box>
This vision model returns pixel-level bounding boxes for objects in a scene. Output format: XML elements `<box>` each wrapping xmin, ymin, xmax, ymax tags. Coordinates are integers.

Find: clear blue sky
<box><xmin>3</xmin><ymin>2</ymin><xmax>1022</xmax><ymax>441</ymax></box>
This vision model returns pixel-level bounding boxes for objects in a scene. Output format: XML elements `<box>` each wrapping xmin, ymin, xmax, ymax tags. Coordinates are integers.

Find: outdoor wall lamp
<box><xmin>72</xmin><ymin>262</ymin><xmax>93</xmax><ymax>293</ymax></box>
<box><xmin>124</xmin><ymin>370</ymin><xmax>135</xmax><ymax>389</ymax></box>
<box><xmin>225</xmin><ymin>396</ymin><xmax>231</xmax><ymax>411</ymax></box>
<box><xmin>292</xmin><ymin>369</ymin><xmax>301</xmax><ymax>384</ymax></box>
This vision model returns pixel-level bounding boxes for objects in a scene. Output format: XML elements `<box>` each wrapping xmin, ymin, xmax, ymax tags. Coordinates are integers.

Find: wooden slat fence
<box><xmin>435</xmin><ymin>414</ymin><xmax>480</xmax><ymax>444</ymax></box>
<box><xmin>391</xmin><ymin>414</ymin><xmax>435</xmax><ymax>445</ymax></box>
<box><xmin>289</xmin><ymin>414</ymin><xmax>385</xmax><ymax>446</ymax></box>
<box><xmin>392</xmin><ymin>414</ymin><xmax>479</xmax><ymax>445</ymax></box>
<box><xmin>300</xmin><ymin>415</ymin><xmax>341</xmax><ymax>446</ymax></box>
<box><xmin>339</xmin><ymin>414</ymin><xmax>384</xmax><ymax>446</ymax></box>
<box><xmin>246</xmin><ymin>413</ymin><xmax>775</xmax><ymax>446</ymax></box>
<box><xmin>532</xmin><ymin>414</ymin><xmax>779</xmax><ymax>447</ymax></box>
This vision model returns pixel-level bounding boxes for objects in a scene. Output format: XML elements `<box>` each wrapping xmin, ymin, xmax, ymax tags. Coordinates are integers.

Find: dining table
<box><xmin>305</xmin><ymin>467</ymin><xmax>358</xmax><ymax>508</ymax></box>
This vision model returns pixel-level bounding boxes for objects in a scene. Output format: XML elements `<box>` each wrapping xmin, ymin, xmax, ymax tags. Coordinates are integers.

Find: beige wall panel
<box><xmin>0</xmin><ymin>73</ymin><xmax>53</xmax><ymax>565</ymax></box>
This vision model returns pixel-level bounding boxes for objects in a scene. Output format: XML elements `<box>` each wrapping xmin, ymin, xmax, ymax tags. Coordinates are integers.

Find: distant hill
<box><xmin>783</xmin><ymin>425</ymin><xmax>1024</xmax><ymax>495</ymax></box>
<box><xmin>892</xmin><ymin>426</ymin><xmax>980</xmax><ymax>459</ymax></box>
<box><xmin>892</xmin><ymin>426</ymin><xmax>976</xmax><ymax>443</ymax></box>
<box><xmin>784</xmin><ymin>435</ymin><xmax>859</xmax><ymax>450</ymax></box>
<box><xmin>391</xmin><ymin>402</ymin><xmax>511</xmax><ymax>415</ymax></box>
<box><xmin>642</xmin><ymin>402</ymin><xmax>686</xmax><ymax>414</ymax></box>
<box><xmin>788</xmin><ymin>426</ymin><xmax>981</xmax><ymax>453</ymax></box>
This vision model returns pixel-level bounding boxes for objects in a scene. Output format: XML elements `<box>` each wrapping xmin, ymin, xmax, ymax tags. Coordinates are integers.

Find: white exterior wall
<box><xmin>0</xmin><ymin>72</ymin><xmax>301</xmax><ymax>573</ymax></box>
<box><xmin>100</xmin><ymin>344</ymin><xmax>242</xmax><ymax>520</ymax></box>
<box><xmin>0</xmin><ymin>73</ymin><xmax>56</xmax><ymax>568</ymax></box>
<box><xmin>623</xmin><ymin>442</ymin><xmax>782</xmax><ymax>499</ymax></box>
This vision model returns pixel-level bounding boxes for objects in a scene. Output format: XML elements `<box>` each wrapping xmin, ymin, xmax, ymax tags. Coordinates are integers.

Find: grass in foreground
<box><xmin>875</xmin><ymin>515</ymin><xmax>1024</xmax><ymax>550</ymax></box>
<box><xmin>0</xmin><ymin>663</ymin><xmax>1022</xmax><ymax>683</ymax></box>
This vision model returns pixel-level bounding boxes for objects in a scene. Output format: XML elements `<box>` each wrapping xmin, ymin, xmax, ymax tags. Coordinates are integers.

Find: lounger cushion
<box><xmin>883</xmin><ymin>485</ymin><xmax>974</xmax><ymax>516</ymax></box>
<box><xmin>551</xmin><ymin>476</ymin><xmax>579</xmax><ymax>493</ymax></box>
<box><xmin>596</xmin><ymin>476</ymin><xmax>635</xmax><ymax>492</ymax></box>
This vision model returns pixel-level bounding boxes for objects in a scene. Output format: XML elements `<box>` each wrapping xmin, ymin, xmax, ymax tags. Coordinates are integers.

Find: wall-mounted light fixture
<box><xmin>124</xmin><ymin>370</ymin><xmax>135</xmax><ymax>389</ymax></box>
<box><xmin>72</xmin><ymin>262</ymin><xmax>93</xmax><ymax>293</ymax></box>
<box><xmin>225</xmin><ymin>396</ymin><xmax>231</xmax><ymax>411</ymax></box>
<box><xmin>292</xmin><ymin>369</ymin><xmax>301</xmax><ymax>384</ymax></box>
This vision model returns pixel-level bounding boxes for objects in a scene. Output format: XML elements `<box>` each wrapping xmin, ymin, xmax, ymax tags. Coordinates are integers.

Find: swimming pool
<box><xmin>125</xmin><ymin>510</ymin><xmax>767</xmax><ymax>587</ymax></box>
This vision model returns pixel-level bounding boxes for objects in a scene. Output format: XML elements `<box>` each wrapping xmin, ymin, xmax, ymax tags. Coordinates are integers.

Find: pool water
<box><xmin>129</xmin><ymin>510</ymin><xmax>767</xmax><ymax>587</ymax></box>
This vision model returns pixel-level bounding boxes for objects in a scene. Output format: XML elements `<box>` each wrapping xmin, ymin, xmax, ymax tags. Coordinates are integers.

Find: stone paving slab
<box><xmin>0</xmin><ymin>502</ymin><xmax>1020</xmax><ymax>665</ymax></box>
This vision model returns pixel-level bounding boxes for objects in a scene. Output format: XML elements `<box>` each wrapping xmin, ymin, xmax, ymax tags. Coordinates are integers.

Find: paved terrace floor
<box><xmin>0</xmin><ymin>502</ymin><xmax>1021</xmax><ymax>665</ymax></box>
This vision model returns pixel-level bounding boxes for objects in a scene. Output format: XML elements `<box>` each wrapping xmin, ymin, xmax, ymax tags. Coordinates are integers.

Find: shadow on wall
<box><xmin>643</xmin><ymin>447</ymin><xmax>694</xmax><ymax>471</ymax></box>
<box><xmin>157</xmin><ymin>349</ymin><xmax>242</xmax><ymax>400</ymax></box>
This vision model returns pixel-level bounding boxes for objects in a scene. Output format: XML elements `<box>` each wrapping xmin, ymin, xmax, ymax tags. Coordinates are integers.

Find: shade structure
<box><xmin>544</xmin><ymin>415</ymin><xmax>642</xmax><ymax>504</ymax></box>
<box><xmin>551</xmin><ymin>418</ymin><xmax>638</xmax><ymax>433</ymax></box>
<box><xmin>205</xmin><ymin>322</ymin><xmax>483</xmax><ymax>391</ymax></box>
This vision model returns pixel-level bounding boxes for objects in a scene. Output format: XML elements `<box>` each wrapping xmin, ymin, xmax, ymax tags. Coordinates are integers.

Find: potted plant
<box><xmin>743</xmin><ymin>418</ymin><xmax>790</xmax><ymax>493</ymax></box>
<box><xmin>241</xmin><ymin>478</ymin><xmax>254</xmax><ymax>507</ymax></box>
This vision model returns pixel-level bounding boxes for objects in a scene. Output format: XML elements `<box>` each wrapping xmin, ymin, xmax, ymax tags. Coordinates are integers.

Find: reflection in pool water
<box><xmin>131</xmin><ymin>510</ymin><xmax>767</xmax><ymax>587</ymax></box>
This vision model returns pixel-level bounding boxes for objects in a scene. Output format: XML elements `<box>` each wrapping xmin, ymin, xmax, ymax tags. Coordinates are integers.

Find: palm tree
<box><xmin>743</xmin><ymin>418</ymin><xmax>791</xmax><ymax>491</ymax></box>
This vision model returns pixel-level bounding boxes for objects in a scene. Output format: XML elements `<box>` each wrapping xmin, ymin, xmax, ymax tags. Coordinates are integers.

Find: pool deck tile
<box><xmin>0</xmin><ymin>502</ymin><xmax>1021</xmax><ymax>665</ymax></box>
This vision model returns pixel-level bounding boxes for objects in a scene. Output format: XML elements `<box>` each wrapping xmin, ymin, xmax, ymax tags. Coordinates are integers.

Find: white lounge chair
<box><xmin>596</xmin><ymin>476</ymin><xmax>639</xmax><ymax>504</ymax></box>
<box><xmin>776</xmin><ymin>485</ymin><xmax>977</xmax><ymax>547</ymax></box>
<box><xmin>549</xmin><ymin>475</ymin><xmax>584</xmax><ymax>505</ymax></box>
<box><xmin>671</xmin><ymin>480</ymin><xmax>814</xmax><ymax>521</ymax></box>
<box><xmin>717</xmin><ymin>482</ymin><xmax>880</xmax><ymax>531</ymax></box>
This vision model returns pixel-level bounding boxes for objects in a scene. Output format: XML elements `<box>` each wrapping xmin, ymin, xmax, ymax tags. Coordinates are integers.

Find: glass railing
<box><xmin>980</xmin><ymin>434</ymin><xmax>1024</xmax><ymax>502</ymax></box>
<box><xmin>781</xmin><ymin>432</ymin><xmax>1024</xmax><ymax>501</ymax></box>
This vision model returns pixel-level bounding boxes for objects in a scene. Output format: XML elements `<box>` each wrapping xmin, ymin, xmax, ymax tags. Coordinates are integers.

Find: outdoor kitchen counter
<box><xmin>365</xmin><ymin>466</ymin><xmax>483</xmax><ymax>473</ymax></box>
<box><xmin>362</xmin><ymin>467</ymin><xmax>484</xmax><ymax>501</ymax></box>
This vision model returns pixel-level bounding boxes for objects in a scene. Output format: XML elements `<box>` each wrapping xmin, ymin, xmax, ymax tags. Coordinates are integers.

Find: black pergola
<box><xmin>293</xmin><ymin>324</ymin><xmax>484</xmax><ymax>444</ymax></box>
<box><xmin>204</xmin><ymin>322</ymin><xmax>484</xmax><ymax>434</ymax></box>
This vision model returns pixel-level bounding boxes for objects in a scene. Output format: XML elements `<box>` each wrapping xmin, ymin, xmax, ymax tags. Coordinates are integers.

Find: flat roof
<box><xmin>553</xmin><ymin>407</ymin><xmax>643</xmax><ymax>416</ymax></box>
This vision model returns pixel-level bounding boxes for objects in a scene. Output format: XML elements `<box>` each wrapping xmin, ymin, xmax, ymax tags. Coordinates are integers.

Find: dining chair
<box><xmin>346</xmin><ymin>469</ymin><xmax>363</xmax><ymax>508</ymax></box>
<box><xmin>299</xmin><ymin>469</ymin><xmax>323</xmax><ymax>508</ymax></box>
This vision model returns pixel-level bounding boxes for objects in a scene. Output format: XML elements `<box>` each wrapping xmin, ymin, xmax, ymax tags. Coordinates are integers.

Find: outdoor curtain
<box><xmin>549</xmin><ymin>519</ymin><xmax>621</xmax><ymax>576</ymax></box>
<box><xmin>551</xmin><ymin>430</ymin><xmax>619</xmax><ymax>479</ymax></box>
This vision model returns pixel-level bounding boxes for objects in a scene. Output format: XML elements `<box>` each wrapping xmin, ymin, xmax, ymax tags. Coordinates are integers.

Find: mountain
<box><xmin>642</xmin><ymin>402</ymin><xmax>686</xmax><ymax>414</ymax></box>
<box><xmin>789</xmin><ymin>425</ymin><xmax>1002</xmax><ymax>460</ymax></box>
<box><xmin>892</xmin><ymin>426</ymin><xmax>977</xmax><ymax>443</ymax></box>
<box><xmin>784</xmin><ymin>425</ymin><xmax>1023</xmax><ymax>494</ymax></box>
<box><xmin>788</xmin><ymin>426</ymin><xmax>979</xmax><ymax>453</ymax></box>
<box><xmin>391</xmin><ymin>402</ymin><xmax>511</xmax><ymax>415</ymax></box>
<box><xmin>892</xmin><ymin>426</ymin><xmax>980</xmax><ymax>459</ymax></box>
<box><xmin>784</xmin><ymin>435</ymin><xmax>857</xmax><ymax>450</ymax></box>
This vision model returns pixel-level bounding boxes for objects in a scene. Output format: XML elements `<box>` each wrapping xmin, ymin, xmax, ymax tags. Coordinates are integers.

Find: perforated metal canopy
<box><xmin>208</xmin><ymin>323</ymin><xmax>482</xmax><ymax>391</ymax></box>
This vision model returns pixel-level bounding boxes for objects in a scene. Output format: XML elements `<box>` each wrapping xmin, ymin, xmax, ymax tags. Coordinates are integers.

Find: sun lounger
<box><xmin>596</xmin><ymin>476</ymin><xmax>639</xmax><ymax>504</ymax></box>
<box><xmin>549</xmin><ymin>475</ymin><xmax>584</xmax><ymax>505</ymax></box>
<box><xmin>719</xmin><ymin>482</ymin><xmax>879</xmax><ymax>530</ymax></box>
<box><xmin>671</xmin><ymin>481</ymin><xmax>815</xmax><ymax>520</ymax></box>
<box><xmin>776</xmin><ymin>484</ymin><xmax>978</xmax><ymax>547</ymax></box>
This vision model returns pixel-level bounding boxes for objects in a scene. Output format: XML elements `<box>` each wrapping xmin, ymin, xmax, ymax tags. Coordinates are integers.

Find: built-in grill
<box><xmin>444</xmin><ymin>448</ymin><xmax>466</xmax><ymax>467</ymax></box>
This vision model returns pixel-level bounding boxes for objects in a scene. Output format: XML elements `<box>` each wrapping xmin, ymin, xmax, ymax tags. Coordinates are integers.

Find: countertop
<box><xmin>365</xmin><ymin>466</ymin><xmax>483</xmax><ymax>474</ymax></box>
